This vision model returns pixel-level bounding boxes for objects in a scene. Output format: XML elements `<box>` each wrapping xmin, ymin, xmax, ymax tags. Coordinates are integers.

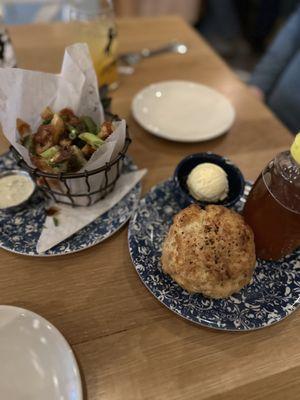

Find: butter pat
<box><xmin>187</xmin><ymin>163</ymin><xmax>229</xmax><ymax>202</ymax></box>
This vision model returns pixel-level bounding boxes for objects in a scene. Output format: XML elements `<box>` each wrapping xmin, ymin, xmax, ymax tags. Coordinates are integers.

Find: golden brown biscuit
<box><xmin>161</xmin><ymin>204</ymin><xmax>256</xmax><ymax>299</ymax></box>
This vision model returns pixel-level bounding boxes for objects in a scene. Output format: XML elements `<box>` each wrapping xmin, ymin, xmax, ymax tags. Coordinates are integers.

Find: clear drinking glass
<box><xmin>65</xmin><ymin>0</ymin><xmax>118</xmax><ymax>89</ymax></box>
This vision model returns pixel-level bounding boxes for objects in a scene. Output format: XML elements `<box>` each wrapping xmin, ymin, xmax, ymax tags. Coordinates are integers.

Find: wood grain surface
<box><xmin>0</xmin><ymin>16</ymin><xmax>298</xmax><ymax>400</ymax></box>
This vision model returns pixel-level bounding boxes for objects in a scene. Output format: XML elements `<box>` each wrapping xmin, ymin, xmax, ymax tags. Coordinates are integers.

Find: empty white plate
<box><xmin>0</xmin><ymin>305</ymin><xmax>82</xmax><ymax>400</ymax></box>
<box><xmin>132</xmin><ymin>80</ymin><xmax>235</xmax><ymax>142</ymax></box>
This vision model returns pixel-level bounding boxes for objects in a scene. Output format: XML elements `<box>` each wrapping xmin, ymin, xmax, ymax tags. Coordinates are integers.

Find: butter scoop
<box><xmin>187</xmin><ymin>163</ymin><xmax>229</xmax><ymax>202</ymax></box>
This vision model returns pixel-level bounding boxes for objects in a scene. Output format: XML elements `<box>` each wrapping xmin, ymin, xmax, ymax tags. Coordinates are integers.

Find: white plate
<box><xmin>0</xmin><ymin>306</ymin><xmax>82</xmax><ymax>400</ymax></box>
<box><xmin>132</xmin><ymin>80</ymin><xmax>235</xmax><ymax>142</ymax></box>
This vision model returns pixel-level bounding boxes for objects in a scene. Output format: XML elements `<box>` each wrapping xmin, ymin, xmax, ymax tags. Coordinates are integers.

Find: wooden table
<box><xmin>1</xmin><ymin>16</ymin><xmax>299</xmax><ymax>400</ymax></box>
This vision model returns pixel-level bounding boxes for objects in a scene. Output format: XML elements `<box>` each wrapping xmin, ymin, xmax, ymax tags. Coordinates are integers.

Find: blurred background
<box><xmin>1</xmin><ymin>0</ymin><xmax>299</xmax><ymax>79</ymax></box>
<box><xmin>1</xmin><ymin>0</ymin><xmax>300</xmax><ymax>131</ymax></box>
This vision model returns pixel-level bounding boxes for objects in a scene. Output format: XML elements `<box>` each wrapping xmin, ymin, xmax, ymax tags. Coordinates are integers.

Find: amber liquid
<box><xmin>243</xmin><ymin>167</ymin><xmax>300</xmax><ymax>260</ymax></box>
<box><xmin>68</xmin><ymin>19</ymin><xmax>118</xmax><ymax>88</ymax></box>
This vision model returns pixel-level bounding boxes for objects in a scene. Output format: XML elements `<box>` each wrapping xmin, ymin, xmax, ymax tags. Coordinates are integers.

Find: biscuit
<box><xmin>161</xmin><ymin>204</ymin><xmax>256</xmax><ymax>299</ymax></box>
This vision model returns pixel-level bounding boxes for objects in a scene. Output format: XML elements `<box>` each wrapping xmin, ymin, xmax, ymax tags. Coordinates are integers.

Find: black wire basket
<box><xmin>10</xmin><ymin>112</ymin><xmax>131</xmax><ymax>207</ymax></box>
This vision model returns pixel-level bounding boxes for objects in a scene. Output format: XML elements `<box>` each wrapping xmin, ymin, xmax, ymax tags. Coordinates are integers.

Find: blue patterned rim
<box><xmin>0</xmin><ymin>151</ymin><xmax>141</xmax><ymax>256</ymax></box>
<box><xmin>128</xmin><ymin>179</ymin><xmax>300</xmax><ymax>331</ymax></box>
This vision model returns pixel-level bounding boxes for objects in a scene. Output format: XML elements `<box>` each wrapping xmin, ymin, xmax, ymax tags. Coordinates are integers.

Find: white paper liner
<box><xmin>0</xmin><ymin>43</ymin><xmax>126</xmax><ymax>206</ymax></box>
<box><xmin>37</xmin><ymin>169</ymin><xmax>147</xmax><ymax>254</ymax></box>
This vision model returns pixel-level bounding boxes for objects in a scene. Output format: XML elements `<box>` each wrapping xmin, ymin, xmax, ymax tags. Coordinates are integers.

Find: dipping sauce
<box><xmin>243</xmin><ymin>161</ymin><xmax>300</xmax><ymax>260</ymax></box>
<box><xmin>0</xmin><ymin>173</ymin><xmax>35</xmax><ymax>209</ymax></box>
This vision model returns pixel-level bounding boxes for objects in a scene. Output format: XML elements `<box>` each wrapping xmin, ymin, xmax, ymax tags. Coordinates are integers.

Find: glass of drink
<box><xmin>66</xmin><ymin>0</ymin><xmax>118</xmax><ymax>89</ymax></box>
<box><xmin>243</xmin><ymin>138</ymin><xmax>300</xmax><ymax>261</ymax></box>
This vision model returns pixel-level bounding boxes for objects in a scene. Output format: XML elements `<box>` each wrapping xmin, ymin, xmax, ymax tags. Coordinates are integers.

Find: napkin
<box><xmin>37</xmin><ymin>169</ymin><xmax>147</xmax><ymax>254</ymax></box>
<box><xmin>0</xmin><ymin>43</ymin><xmax>126</xmax><ymax>205</ymax></box>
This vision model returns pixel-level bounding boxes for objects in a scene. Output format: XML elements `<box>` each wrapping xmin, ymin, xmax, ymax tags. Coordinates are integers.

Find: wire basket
<box><xmin>10</xmin><ymin>112</ymin><xmax>131</xmax><ymax>207</ymax></box>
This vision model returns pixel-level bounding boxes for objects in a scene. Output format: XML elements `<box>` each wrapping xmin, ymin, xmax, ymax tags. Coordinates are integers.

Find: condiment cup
<box><xmin>174</xmin><ymin>152</ymin><xmax>245</xmax><ymax>208</ymax></box>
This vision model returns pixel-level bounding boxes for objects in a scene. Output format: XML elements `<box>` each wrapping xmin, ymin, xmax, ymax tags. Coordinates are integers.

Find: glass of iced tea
<box><xmin>66</xmin><ymin>0</ymin><xmax>118</xmax><ymax>89</ymax></box>
<box><xmin>243</xmin><ymin>144</ymin><xmax>300</xmax><ymax>261</ymax></box>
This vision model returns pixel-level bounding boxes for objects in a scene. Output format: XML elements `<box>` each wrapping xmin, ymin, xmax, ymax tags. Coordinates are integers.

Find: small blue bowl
<box><xmin>174</xmin><ymin>152</ymin><xmax>245</xmax><ymax>208</ymax></box>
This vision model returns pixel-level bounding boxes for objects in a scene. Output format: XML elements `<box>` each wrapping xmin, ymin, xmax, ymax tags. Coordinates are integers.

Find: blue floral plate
<box><xmin>128</xmin><ymin>179</ymin><xmax>300</xmax><ymax>331</ymax></box>
<box><xmin>0</xmin><ymin>151</ymin><xmax>141</xmax><ymax>256</ymax></box>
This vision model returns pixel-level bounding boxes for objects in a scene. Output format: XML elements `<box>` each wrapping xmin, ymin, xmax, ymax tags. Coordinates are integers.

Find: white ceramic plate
<box><xmin>132</xmin><ymin>80</ymin><xmax>235</xmax><ymax>142</ymax></box>
<box><xmin>0</xmin><ymin>305</ymin><xmax>82</xmax><ymax>400</ymax></box>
